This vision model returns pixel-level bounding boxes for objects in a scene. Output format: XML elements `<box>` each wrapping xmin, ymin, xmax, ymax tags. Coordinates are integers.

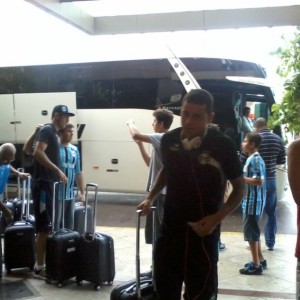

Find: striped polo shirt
<box><xmin>258</xmin><ymin>129</ymin><xmax>286</xmax><ymax>179</ymax></box>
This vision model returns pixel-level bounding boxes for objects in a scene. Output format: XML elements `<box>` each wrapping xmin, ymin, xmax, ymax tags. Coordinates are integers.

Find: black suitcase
<box><xmin>0</xmin><ymin>199</ymin><xmax>15</xmax><ymax>237</ymax></box>
<box><xmin>4</xmin><ymin>177</ymin><xmax>35</xmax><ymax>273</ymax></box>
<box><xmin>76</xmin><ymin>183</ymin><xmax>115</xmax><ymax>290</ymax></box>
<box><xmin>110</xmin><ymin>209</ymin><xmax>157</xmax><ymax>300</ymax></box>
<box><xmin>74</xmin><ymin>202</ymin><xmax>93</xmax><ymax>235</ymax></box>
<box><xmin>45</xmin><ymin>182</ymin><xmax>80</xmax><ymax>287</ymax></box>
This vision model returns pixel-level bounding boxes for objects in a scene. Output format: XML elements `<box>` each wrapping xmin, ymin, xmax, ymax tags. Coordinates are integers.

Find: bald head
<box><xmin>254</xmin><ymin>118</ymin><xmax>268</xmax><ymax>131</ymax></box>
<box><xmin>0</xmin><ymin>143</ymin><xmax>16</xmax><ymax>165</ymax></box>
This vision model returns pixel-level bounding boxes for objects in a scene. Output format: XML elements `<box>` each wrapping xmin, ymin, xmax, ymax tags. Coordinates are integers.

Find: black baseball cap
<box><xmin>52</xmin><ymin>105</ymin><xmax>75</xmax><ymax>117</ymax></box>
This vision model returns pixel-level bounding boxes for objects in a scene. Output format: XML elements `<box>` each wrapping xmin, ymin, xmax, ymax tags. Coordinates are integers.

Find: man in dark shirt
<box><xmin>138</xmin><ymin>89</ymin><xmax>244</xmax><ymax>300</ymax></box>
<box><xmin>32</xmin><ymin>105</ymin><xmax>75</xmax><ymax>279</ymax></box>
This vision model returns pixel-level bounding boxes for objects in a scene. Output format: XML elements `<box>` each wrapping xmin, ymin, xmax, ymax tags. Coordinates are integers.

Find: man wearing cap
<box><xmin>31</xmin><ymin>104</ymin><xmax>75</xmax><ymax>279</ymax></box>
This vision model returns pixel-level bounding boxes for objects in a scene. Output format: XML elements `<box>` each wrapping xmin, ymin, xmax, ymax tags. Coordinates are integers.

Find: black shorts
<box><xmin>32</xmin><ymin>181</ymin><xmax>53</xmax><ymax>233</ymax></box>
<box><xmin>243</xmin><ymin>214</ymin><xmax>261</xmax><ymax>242</ymax></box>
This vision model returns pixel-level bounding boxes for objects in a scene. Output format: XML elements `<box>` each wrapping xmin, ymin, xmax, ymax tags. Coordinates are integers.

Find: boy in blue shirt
<box><xmin>239</xmin><ymin>132</ymin><xmax>266</xmax><ymax>275</ymax></box>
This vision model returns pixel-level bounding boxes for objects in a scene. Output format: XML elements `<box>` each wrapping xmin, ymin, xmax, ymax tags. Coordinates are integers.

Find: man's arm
<box><xmin>0</xmin><ymin>201</ymin><xmax>13</xmax><ymax>221</ymax></box>
<box><xmin>288</xmin><ymin>140</ymin><xmax>300</xmax><ymax>205</ymax></box>
<box><xmin>137</xmin><ymin>167</ymin><xmax>166</xmax><ymax>216</ymax></box>
<box><xmin>23</xmin><ymin>124</ymin><xmax>43</xmax><ymax>155</ymax></box>
<box><xmin>10</xmin><ymin>166</ymin><xmax>30</xmax><ymax>180</ymax></box>
<box><xmin>33</xmin><ymin>141</ymin><xmax>67</xmax><ymax>183</ymax></box>
<box><xmin>127</xmin><ymin>119</ymin><xmax>151</xmax><ymax>143</ymax></box>
<box><xmin>136</xmin><ymin>140</ymin><xmax>150</xmax><ymax>166</ymax></box>
<box><xmin>75</xmin><ymin>172</ymin><xmax>85</xmax><ymax>202</ymax></box>
<box><xmin>277</xmin><ymin>142</ymin><xmax>287</xmax><ymax>165</ymax></box>
<box><xmin>188</xmin><ymin>176</ymin><xmax>245</xmax><ymax>237</ymax></box>
<box><xmin>215</xmin><ymin>176</ymin><xmax>245</xmax><ymax>222</ymax></box>
<box><xmin>244</xmin><ymin>176</ymin><xmax>263</xmax><ymax>186</ymax></box>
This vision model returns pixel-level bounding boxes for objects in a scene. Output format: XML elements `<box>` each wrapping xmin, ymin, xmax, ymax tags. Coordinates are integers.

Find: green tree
<box><xmin>268</xmin><ymin>27</ymin><xmax>300</xmax><ymax>136</ymax></box>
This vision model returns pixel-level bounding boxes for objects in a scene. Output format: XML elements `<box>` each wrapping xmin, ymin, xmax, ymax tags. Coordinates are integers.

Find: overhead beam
<box><xmin>26</xmin><ymin>0</ymin><xmax>94</xmax><ymax>34</ymax></box>
<box><xmin>25</xmin><ymin>1</ymin><xmax>300</xmax><ymax>35</ymax></box>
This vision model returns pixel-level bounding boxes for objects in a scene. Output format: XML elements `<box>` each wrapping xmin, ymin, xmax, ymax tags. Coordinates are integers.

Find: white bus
<box><xmin>0</xmin><ymin>56</ymin><xmax>285</xmax><ymax>194</ymax></box>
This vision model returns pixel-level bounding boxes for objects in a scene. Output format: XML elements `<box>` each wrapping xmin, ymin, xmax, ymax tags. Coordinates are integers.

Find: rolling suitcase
<box><xmin>76</xmin><ymin>183</ymin><xmax>115</xmax><ymax>290</ymax></box>
<box><xmin>45</xmin><ymin>182</ymin><xmax>80</xmax><ymax>287</ymax></box>
<box><xmin>110</xmin><ymin>208</ymin><xmax>157</xmax><ymax>300</ymax></box>
<box><xmin>74</xmin><ymin>201</ymin><xmax>93</xmax><ymax>235</ymax></box>
<box><xmin>4</xmin><ymin>177</ymin><xmax>35</xmax><ymax>273</ymax></box>
<box><xmin>0</xmin><ymin>199</ymin><xmax>15</xmax><ymax>237</ymax></box>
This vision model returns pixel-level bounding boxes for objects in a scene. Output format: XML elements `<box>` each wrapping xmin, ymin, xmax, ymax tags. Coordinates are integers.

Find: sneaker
<box><xmin>261</xmin><ymin>259</ymin><xmax>267</xmax><ymax>269</ymax></box>
<box><xmin>266</xmin><ymin>242</ymin><xmax>274</xmax><ymax>251</ymax></box>
<box><xmin>244</xmin><ymin>260</ymin><xmax>267</xmax><ymax>270</ymax></box>
<box><xmin>33</xmin><ymin>267</ymin><xmax>47</xmax><ymax>280</ymax></box>
<box><xmin>239</xmin><ymin>262</ymin><xmax>263</xmax><ymax>275</ymax></box>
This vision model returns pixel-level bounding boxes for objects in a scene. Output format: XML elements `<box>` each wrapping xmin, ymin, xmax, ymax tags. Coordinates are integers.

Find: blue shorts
<box><xmin>243</xmin><ymin>214</ymin><xmax>261</xmax><ymax>242</ymax></box>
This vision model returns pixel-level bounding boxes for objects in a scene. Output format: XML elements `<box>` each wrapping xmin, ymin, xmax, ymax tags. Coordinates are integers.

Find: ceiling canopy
<box><xmin>25</xmin><ymin>0</ymin><xmax>300</xmax><ymax>35</ymax></box>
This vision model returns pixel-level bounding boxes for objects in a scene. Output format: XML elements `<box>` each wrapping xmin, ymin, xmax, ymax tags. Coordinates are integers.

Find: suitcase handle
<box><xmin>21</xmin><ymin>176</ymin><xmax>31</xmax><ymax>221</ymax></box>
<box><xmin>17</xmin><ymin>168</ymin><xmax>24</xmax><ymax>200</ymax></box>
<box><xmin>52</xmin><ymin>181</ymin><xmax>66</xmax><ymax>232</ymax></box>
<box><xmin>136</xmin><ymin>207</ymin><xmax>156</xmax><ymax>298</ymax></box>
<box><xmin>84</xmin><ymin>183</ymin><xmax>98</xmax><ymax>238</ymax></box>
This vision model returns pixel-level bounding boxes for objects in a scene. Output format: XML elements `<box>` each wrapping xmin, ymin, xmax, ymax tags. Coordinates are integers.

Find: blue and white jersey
<box><xmin>242</xmin><ymin>152</ymin><xmax>266</xmax><ymax>216</ymax></box>
<box><xmin>59</xmin><ymin>144</ymin><xmax>81</xmax><ymax>200</ymax></box>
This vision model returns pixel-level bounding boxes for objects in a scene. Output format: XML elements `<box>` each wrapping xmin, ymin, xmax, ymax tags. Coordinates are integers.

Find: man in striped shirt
<box><xmin>241</xmin><ymin>117</ymin><xmax>286</xmax><ymax>250</ymax></box>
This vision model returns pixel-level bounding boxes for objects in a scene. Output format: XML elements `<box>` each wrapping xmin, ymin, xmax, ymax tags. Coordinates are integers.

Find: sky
<box><xmin>0</xmin><ymin>0</ymin><xmax>297</xmax><ymax>87</ymax></box>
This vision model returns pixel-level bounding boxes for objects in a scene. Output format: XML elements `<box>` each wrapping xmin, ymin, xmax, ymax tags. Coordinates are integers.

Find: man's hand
<box><xmin>18</xmin><ymin>172</ymin><xmax>30</xmax><ymax>180</ymax></box>
<box><xmin>2</xmin><ymin>206</ymin><xmax>13</xmax><ymax>222</ymax></box>
<box><xmin>187</xmin><ymin>214</ymin><xmax>220</xmax><ymax>237</ymax></box>
<box><xmin>126</xmin><ymin>119</ymin><xmax>135</xmax><ymax>126</ymax></box>
<box><xmin>57</xmin><ymin>169</ymin><xmax>68</xmax><ymax>184</ymax></box>
<box><xmin>78</xmin><ymin>191</ymin><xmax>86</xmax><ymax>203</ymax></box>
<box><xmin>137</xmin><ymin>199</ymin><xmax>152</xmax><ymax>216</ymax></box>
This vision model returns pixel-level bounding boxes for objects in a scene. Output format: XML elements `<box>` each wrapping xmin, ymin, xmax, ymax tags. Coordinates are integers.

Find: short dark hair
<box><xmin>245</xmin><ymin>132</ymin><xmax>262</xmax><ymax>148</ymax></box>
<box><xmin>182</xmin><ymin>89</ymin><xmax>214</xmax><ymax>114</ymax></box>
<box><xmin>243</xmin><ymin>107</ymin><xmax>251</xmax><ymax>115</ymax></box>
<box><xmin>153</xmin><ymin>109</ymin><xmax>174</xmax><ymax>129</ymax></box>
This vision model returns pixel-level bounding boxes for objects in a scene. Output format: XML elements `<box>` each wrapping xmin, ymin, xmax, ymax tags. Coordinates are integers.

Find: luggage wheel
<box><xmin>94</xmin><ymin>284</ymin><xmax>100</xmax><ymax>291</ymax></box>
<box><xmin>57</xmin><ymin>282</ymin><xmax>63</xmax><ymax>288</ymax></box>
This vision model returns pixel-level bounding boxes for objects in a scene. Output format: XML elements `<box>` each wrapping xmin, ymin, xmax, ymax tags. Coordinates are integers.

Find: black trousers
<box><xmin>154</xmin><ymin>226</ymin><xmax>219</xmax><ymax>300</ymax></box>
